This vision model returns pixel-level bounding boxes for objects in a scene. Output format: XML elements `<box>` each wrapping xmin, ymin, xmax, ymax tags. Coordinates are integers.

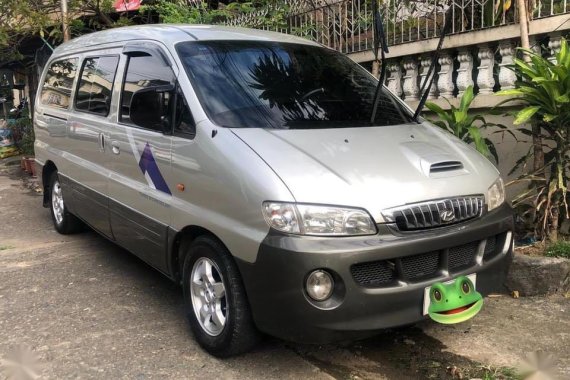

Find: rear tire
<box><xmin>182</xmin><ymin>235</ymin><xmax>259</xmax><ymax>357</ymax></box>
<box><xmin>49</xmin><ymin>172</ymin><xmax>83</xmax><ymax>234</ymax></box>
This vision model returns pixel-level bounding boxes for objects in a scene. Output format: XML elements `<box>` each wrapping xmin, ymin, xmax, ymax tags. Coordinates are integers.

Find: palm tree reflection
<box><xmin>247</xmin><ymin>49</ymin><xmax>373</xmax><ymax>129</ymax></box>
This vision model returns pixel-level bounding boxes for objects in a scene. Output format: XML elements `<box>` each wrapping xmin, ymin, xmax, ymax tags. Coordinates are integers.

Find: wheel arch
<box><xmin>42</xmin><ymin>160</ymin><xmax>58</xmax><ymax>207</ymax></box>
<box><xmin>170</xmin><ymin>225</ymin><xmax>237</xmax><ymax>284</ymax></box>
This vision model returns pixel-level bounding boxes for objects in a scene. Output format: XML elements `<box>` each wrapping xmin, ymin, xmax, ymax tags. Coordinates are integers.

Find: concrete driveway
<box><xmin>1</xmin><ymin>162</ymin><xmax>568</xmax><ymax>379</ymax></box>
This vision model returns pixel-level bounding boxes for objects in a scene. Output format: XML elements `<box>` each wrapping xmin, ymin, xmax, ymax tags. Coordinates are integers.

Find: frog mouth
<box><xmin>428</xmin><ymin>297</ymin><xmax>483</xmax><ymax>324</ymax></box>
<box><xmin>436</xmin><ymin>301</ymin><xmax>477</xmax><ymax>315</ymax></box>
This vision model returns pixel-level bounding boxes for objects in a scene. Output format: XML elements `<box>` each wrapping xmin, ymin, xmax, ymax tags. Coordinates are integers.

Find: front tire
<box><xmin>49</xmin><ymin>172</ymin><xmax>83</xmax><ymax>234</ymax></box>
<box><xmin>182</xmin><ymin>236</ymin><xmax>259</xmax><ymax>357</ymax></box>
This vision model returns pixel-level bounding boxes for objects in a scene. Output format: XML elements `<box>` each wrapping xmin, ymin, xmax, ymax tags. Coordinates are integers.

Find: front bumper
<box><xmin>236</xmin><ymin>203</ymin><xmax>513</xmax><ymax>343</ymax></box>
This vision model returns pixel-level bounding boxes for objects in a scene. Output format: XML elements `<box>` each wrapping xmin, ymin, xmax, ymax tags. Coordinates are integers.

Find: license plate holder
<box><xmin>422</xmin><ymin>273</ymin><xmax>477</xmax><ymax>315</ymax></box>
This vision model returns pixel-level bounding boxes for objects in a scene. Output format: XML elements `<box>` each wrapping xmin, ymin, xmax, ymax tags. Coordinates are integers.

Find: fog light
<box><xmin>306</xmin><ymin>270</ymin><xmax>334</xmax><ymax>301</ymax></box>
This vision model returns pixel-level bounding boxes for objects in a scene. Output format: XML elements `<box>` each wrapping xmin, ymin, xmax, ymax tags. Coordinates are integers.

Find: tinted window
<box><xmin>75</xmin><ymin>56</ymin><xmax>119</xmax><ymax>116</ymax></box>
<box><xmin>41</xmin><ymin>58</ymin><xmax>78</xmax><ymax>109</ymax></box>
<box><xmin>176</xmin><ymin>41</ymin><xmax>412</xmax><ymax>129</ymax></box>
<box><xmin>120</xmin><ymin>54</ymin><xmax>175</xmax><ymax>130</ymax></box>
<box><xmin>174</xmin><ymin>89</ymin><xmax>196</xmax><ymax>138</ymax></box>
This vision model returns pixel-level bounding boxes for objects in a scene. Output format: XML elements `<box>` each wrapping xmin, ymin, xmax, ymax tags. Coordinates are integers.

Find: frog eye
<box><xmin>433</xmin><ymin>289</ymin><xmax>442</xmax><ymax>301</ymax></box>
<box><xmin>430</xmin><ymin>283</ymin><xmax>445</xmax><ymax>303</ymax></box>
<box><xmin>431</xmin><ymin>289</ymin><xmax>443</xmax><ymax>302</ymax></box>
<box><xmin>461</xmin><ymin>280</ymin><xmax>471</xmax><ymax>294</ymax></box>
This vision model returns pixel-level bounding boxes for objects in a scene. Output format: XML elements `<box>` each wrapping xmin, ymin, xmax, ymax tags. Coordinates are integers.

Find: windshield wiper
<box><xmin>412</xmin><ymin>9</ymin><xmax>453</xmax><ymax>122</ymax></box>
<box><xmin>369</xmin><ymin>0</ymin><xmax>389</xmax><ymax>124</ymax></box>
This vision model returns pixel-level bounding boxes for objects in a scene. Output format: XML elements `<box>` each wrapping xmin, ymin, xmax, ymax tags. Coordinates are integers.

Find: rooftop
<box><xmin>52</xmin><ymin>24</ymin><xmax>319</xmax><ymax>56</ymax></box>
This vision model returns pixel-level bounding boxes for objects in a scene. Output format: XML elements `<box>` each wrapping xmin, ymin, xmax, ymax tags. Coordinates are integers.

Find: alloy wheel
<box><xmin>190</xmin><ymin>257</ymin><xmax>227</xmax><ymax>336</ymax></box>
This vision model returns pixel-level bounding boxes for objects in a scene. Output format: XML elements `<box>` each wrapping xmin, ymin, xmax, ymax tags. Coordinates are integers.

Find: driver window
<box><xmin>120</xmin><ymin>53</ymin><xmax>175</xmax><ymax>131</ymax></box>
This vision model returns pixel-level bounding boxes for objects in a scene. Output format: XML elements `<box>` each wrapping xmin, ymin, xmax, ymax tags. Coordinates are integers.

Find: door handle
<box><xmin>98</xmin><ymin>133</ymin><xmax>105</xmax><ymax>151</ymax></box>
<box><xmin>111</xmin><ymin>141</ymin><xmax>120</xmax><ymax>155</ymax></box>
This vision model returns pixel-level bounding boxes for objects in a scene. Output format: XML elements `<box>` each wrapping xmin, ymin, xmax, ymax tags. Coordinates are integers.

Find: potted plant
<box><xmin>10</xmin><ymin>109</ymin><xmax>35</xmax><ymax>174</ymax></box>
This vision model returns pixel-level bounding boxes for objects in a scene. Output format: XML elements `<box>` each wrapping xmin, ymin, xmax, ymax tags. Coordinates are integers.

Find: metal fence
<box><xmin>224</xmin><ymin>0</ymin><xmax>570</xmax><ymax>54</ymax></box>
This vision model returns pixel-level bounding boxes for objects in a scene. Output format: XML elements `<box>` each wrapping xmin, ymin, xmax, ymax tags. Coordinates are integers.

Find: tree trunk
<box><xmin>549</xmin><ymin>206</ymin><xmax>559</xmax><ymax>242</ymax></box>
<box><xmin>533</xmin><ymin>123</ymin><xmax>544</xmax><ymax>176</ymax></box>
<box><xmin>61</xmin><ymin>0</ymin><xmax>70</xmax><ymax>42</ymax></box>
<box><xmin>96</xmin><ymin>9</ymin><xmax>115</xmax><ymax>26</ymax></box>
<box><xmin>372</xmin><ymin>60</ymin><xmax>380</xmax><ymax>79</ymax></box>
<box><xmin>517</xmin><ymin>0</ymin><xmax>530</xmax><ymax>57</ymax></box>
<box><xmin>517</xmin><ymin>0</ymin><xmax>545</xmax><ymax>177</ymax></box>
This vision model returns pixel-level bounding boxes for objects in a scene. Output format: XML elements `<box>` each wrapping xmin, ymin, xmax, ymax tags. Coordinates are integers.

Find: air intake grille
<box><xmin>401</xmin><ymin>251</ymin><xmax>440</xmax><ymax>279</ymax></box>
<box><xmin>351</xmin><ymin>234</ymin><xmax>504</xmax><ymax>288</ymax></box>
<box><xmin>448</xmin><ymin>241</ymin><xmax>479</xmax><ymax>270</ymax></box>
<box><xmin>382</xmin><ymin>196</ymin><xmax>484</xmax><ymax>231</ymax></box>
<box><xmin>351</xmin><ymin>261</ymin><xmax>395</xmax><ymax>287</ymax></box>
<box><xmin>483</xmin><ymin>235</ymin><xmax>500</xmax><ymax>261</ymax></box>
<box><xmin>430</xmin><ymin>161</ymin><xmax>463</xmax><ymax>173</ymax></box>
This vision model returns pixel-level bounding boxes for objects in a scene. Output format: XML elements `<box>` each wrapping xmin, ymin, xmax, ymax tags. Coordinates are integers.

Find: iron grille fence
<box><xmin>223</xmin><ymin>0</ymin><xmax>570</xmax><ymax>54</ymax></box>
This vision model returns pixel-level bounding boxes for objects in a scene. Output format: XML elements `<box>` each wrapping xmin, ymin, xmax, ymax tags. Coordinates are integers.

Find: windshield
<box><xmin>176</xmin><ymin>41</ymin><xmax>412</xmax><ymax>129</ymax></box>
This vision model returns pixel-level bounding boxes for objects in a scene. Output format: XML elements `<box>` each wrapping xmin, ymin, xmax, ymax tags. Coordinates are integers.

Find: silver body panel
<box><xmin>232</xmin><ymin>124</ymin><xmax>499</xmax><ymax>224</ymax></box>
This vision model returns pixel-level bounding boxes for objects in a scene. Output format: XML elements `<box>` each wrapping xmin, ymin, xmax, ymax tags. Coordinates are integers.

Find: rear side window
<box><xmin>75</xmin><ymin>56</ymin><xmax>119</xmax><ymax>116</ymax></box>
<box><xmin>40</xmin><ymin>58</ymin><xmax>78</xmax><ymax>110</ymax></box>
<box><xmin>120</xmin><ymin>54</ymin><xmax>175</xmax><ymax>130</ymax></box>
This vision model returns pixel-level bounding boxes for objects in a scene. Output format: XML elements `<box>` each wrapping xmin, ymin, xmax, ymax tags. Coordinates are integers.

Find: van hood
<box><xmin>231</xmin><ymin>123</ymin><xmax>500</xmax><ymax>223</ymax></box>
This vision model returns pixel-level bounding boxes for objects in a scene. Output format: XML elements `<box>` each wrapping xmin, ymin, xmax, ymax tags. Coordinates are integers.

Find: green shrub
<box><xmin>497</xmin><ymin>38</ymin><xmax>570</xmax><ymax>242</ymax></box>
<box><xmin>545</xmin><ymin>240</ymin><xmax>570</xmax><ymax>258</ymax></box>
<box><xmin>426</xmin><ymin>86</ymin><xmax>500</xmax><ymax>163</ymax></box>
<box><xmin>8</xmin><ymin>109</ymin><xmax>34</xmax><ymax>156</ymax></box>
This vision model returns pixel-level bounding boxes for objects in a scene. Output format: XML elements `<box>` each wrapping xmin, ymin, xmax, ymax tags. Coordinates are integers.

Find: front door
<box><xmin>107</xmin><ymin>43</ymin><xmax>177</xmax><ymax>273</ymax></box>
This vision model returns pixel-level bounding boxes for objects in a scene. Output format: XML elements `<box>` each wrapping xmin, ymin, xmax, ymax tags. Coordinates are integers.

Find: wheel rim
<box><xmin>51</xmin><ymin>180</ymin><xmax>64</xmax><ymax>225</ymax></box>
<box><xmin>190</xmin><ymin>257</ymin><xmax>227</xmax><ymax>336</ymax></box>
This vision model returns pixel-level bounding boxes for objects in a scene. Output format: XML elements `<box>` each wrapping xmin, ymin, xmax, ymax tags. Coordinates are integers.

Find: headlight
<box><xmin>262</xmin><ymin>202</ymin><xmax>300</xmax><ymax>234</ymax></box>
<box><xmin>262</xmin><ymin>202</ymin><xmax>377</xmax><ymax>236</ymax></box>
<box><xmin>487</xmin><ymin>177</ymin><xmax>505</xmax><ymax>211</ymax></box>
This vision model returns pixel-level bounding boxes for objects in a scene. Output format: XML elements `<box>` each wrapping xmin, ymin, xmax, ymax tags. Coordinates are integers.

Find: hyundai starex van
<box><xmin>34</xmin><ymin>25</ymin><xmax>513</xmax><ymax>357</ymax></box>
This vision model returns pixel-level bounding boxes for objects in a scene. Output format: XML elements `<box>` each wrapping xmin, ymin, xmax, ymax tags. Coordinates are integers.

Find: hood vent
<box><xmin>429</xmin><ymin>161</ymin><xmax>463</xmax><ymax>174</ymax></box>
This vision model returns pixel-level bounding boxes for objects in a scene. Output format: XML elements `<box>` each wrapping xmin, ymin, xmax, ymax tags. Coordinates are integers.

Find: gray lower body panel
<box><xmin>67</xmin><ymin>177</ymin><xmax>113</xmax><ymax>238</ymax></box>
<box><xmin>109</xmin><ymin>200</ymin><xmax>169</xmax><ymax>273</ymax></box>
<box><xmin>236</xmin><ymin>204</ymin><xmax>514</xmax><ymax>343</ymax></box>
<box><xmin>51</xmin><ymin>174</ymin><xmax>170</xmax><ymax>275</ymax></box>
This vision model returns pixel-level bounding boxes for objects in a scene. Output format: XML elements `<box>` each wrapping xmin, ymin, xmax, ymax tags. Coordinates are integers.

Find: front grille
<box><xmin>351</xmin><ymin>233</ymin><xmax>504</xmax><ymax>288</ymax></box>
<box><xmin>382</xmin><ymin>196</ymin><xmax>484</xmax><ymax>231</ymax></box>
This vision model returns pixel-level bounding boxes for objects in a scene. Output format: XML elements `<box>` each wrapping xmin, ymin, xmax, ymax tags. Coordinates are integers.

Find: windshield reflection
<box><xmin>176</xmin><ymin>41</ymin><xmax>411</xmax><ymax>129</ymax></box>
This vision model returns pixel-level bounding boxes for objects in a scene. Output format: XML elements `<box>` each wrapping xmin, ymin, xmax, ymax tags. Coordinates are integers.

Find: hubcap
<box><xmin>190</xmin><ymin>257</ymin><xmax>227</xmax><ymax>336</ymax></box>
<box><xmin>51</xmin><ymin>180</ymin><xmax>64</xmax><ymax>225</ymax></box>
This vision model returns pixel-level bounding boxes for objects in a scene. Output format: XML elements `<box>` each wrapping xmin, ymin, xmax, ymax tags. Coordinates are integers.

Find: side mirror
<box><xmin>129</xmin><ymin>85</ymin><xmax>174</xmax><ymax>132</ymax></box>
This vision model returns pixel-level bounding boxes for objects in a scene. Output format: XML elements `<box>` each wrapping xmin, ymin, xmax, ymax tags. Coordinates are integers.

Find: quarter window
<box><xmin>120</xmin><ymin>54</ymin><xmax>175</xmax><ymax>131</ymax></box>
<box><xmin>75</xmin><ymin>56</ymin><xmax>119</xmax><ymax>116</ymax></box>
<box><xmin>40</xmin><ymin>58</ymin><xmax>78</xmax><ymax>109</ymax></box>
<box><xmin>174</xmin><ymin>89</ymin><xmax>196</xmax><ymax>138</ymax></box>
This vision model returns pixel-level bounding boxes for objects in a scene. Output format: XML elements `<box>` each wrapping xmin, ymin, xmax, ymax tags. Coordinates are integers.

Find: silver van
<box><xmin>34</xmin><ymin>25</ymin><xmax>513</xmax><ymax>357</ymax></box>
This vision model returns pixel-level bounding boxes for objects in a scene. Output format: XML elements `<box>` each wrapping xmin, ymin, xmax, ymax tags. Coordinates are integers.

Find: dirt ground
<box><xmin>1</xmin><ymin>159</ymin><xmax>569</xmax><ymax>380</ymax></box>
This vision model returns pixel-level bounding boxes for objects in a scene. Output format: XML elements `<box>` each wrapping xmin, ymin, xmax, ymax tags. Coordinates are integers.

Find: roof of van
<box><xmin>51</xmin><ymin>24</ymin><xmax>321</xmax><ymax>56</ymax></box>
